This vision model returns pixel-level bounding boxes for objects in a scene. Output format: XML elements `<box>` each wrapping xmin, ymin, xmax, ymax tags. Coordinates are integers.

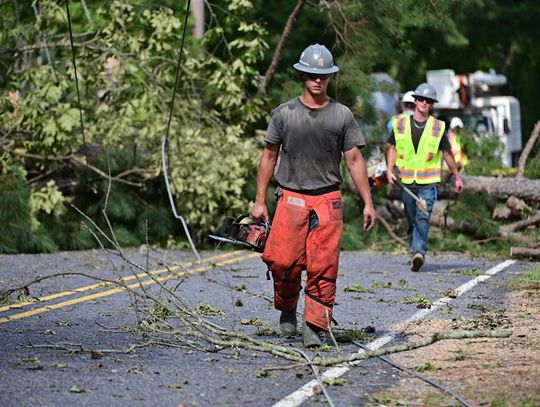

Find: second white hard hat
<box><xmin>402</xmin><ymin>91</ymin><xmax>415</xmax><ymax>104</ymax></box>
<box><xmin>450</xmin><ymin>117</ymin><xmax>464</xmax><ymax>129</ymax></box>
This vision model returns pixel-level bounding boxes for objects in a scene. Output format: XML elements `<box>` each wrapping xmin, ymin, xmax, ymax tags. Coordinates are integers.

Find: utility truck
<box><xmin>426</xmin><ymin>69</ymin><xmax>522</xmax><ymax>167</ymax></box>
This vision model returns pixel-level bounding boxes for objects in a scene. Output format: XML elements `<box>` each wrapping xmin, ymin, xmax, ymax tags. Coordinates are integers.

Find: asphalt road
<box><xmin>0</xmin><ymin>248</ymin><xmax>533</xmax><ymax>406</ymax></box>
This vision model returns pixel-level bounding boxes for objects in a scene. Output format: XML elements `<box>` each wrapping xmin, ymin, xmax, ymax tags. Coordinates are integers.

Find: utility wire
<box><xmin>162</xmin><ymin>0</ymin><xmax>201</xmax><ymax>261</ymax></box>
<box><xmin>352</xmin><ymin>341</ymin><xmax>474</xmax><ymax>407</ymax></box>
<box><xmin>64</xmin><ymin>0</ymin><xmax>86</xmax><ymax>145</ymax></box>
<box><xmin>294</xmin><ymin>348</ymin><xmax>336</xmax><ymax>407</ymax></box>
<box><xmin>64</xmin><ymin>0</ymin><xmax>199</xmax><ymax>259</ymax></box>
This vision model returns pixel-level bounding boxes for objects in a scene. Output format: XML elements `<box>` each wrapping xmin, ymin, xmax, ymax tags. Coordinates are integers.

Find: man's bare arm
<box><xmin>386</xmin><ymin>143</ymin><xmax>397</xmax><ymax>184</ymax></box>
<box><xmin>250</xmin><ymin>142</ymin><xmax>280</xmax><ymax>221</ymax></box>
<box><xmin>442</xmin><ymin>150</ymin><xmax>464</xmax><ymax>193</ymax></box>
<box><xmin>344</xmin><ymin>147</ymin><xmax>377</xmax><ymax>231</ymax></box>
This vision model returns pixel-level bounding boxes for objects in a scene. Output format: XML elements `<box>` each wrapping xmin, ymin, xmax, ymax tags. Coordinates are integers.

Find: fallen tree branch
<box><xmin>517</xmin><ymin>119</ymin><xmax>540</xmax><ymax>178</ymax></box>
<box><xmin>500</xmin><ymin>211</ymin><xmax>540</xmax><ymax>237</ymax></box>
<box><xmin>24</xmin><ymin>341</ymin><xmax>143</xmax><ymax>355</ymax></box>
<box><xmin>311</xmin><ymin>329</ymin><xmax>511</xmax><ymax>367</ymax></box>
<box><xmin>14</xmin><ymin>151</ymin><xmax>151</xmax><ymax>187</ymax></box>
<box><xmin>376</xmin><ymin>208</ymin><xmax>406</xmax><ymax>245</ymax></box>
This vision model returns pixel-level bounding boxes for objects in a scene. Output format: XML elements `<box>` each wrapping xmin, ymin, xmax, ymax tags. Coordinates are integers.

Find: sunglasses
<box><xmin>415</xmin><ymin>97</ymin><xmax>434</xmax><ymax>104</ymax></box>
<box><xmin>304</xmin><ymin>73</ymin><xmax>332</xmax><ymax>81</ymax></box>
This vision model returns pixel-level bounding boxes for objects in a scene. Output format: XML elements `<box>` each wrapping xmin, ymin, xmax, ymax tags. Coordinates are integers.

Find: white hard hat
<box><xmin>402</xmin><ymin>91</ymin><xmax>415</xmax><ymax>104</ymax></box>
<box><xmin>450</xmin><ymin>117</ymin><xmax>464</xmax><ymax>129</ymax></box>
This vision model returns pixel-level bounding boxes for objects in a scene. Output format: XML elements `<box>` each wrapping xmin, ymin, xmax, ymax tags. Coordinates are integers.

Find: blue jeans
<box><xmin>309</xmin><ymin>211</ymin><xmax>318</xmax><ymax>231</ymax></box>
<box><xmin>402</xmin><ymin>186</ymin><xmax>438</xmax><ymax>256</ymax></box>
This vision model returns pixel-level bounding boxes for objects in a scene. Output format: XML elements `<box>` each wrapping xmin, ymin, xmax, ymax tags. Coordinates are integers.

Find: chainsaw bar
<box><xmin>208</xmin><ymin>234</ymin><xmax>254</xmax><ymax>249</ymax></box>
<box><xmin>390</xmin><ymin>170</ymin><xmax>429</xmax><ymax>215</ymax></box>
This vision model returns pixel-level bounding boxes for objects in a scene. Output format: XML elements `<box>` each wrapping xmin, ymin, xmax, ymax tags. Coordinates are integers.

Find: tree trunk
<box><xmin>517</xmin><ymin>119</ymin><xmax>540</xmax><ymax>178</ymax></box>
<box><xmin>262</xmin><ymin>0</ymin><xmax>307</xmax><ymax>91</ymax></box>
<box><xmin>510</xmin><ymin>247</ymin><xmax>540</xmax><ymax>260</ymax></box>
<box><xmin>463</xmin><ymin>175</ymin><xmax>540</xmax><ymax>207</ymax></box>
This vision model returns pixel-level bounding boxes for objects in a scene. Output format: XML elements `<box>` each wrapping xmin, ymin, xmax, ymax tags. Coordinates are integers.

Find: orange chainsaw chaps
<box><xmin>262</xmin><ymin>189</ymin><xmax>343</xmax><ymax>331</ymax></box>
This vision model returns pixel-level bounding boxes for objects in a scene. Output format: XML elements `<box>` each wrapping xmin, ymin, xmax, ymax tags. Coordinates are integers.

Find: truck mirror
<box><xmin>503</xmin><ymin>118</ymin><xmax>510</xmax><ymax>134</ymax></box>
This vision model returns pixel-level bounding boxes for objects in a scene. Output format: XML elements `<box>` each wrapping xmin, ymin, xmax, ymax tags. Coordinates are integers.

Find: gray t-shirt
<box><xmin>265</xmin><ymin>97</ymin><xmax>365</xmax><ymax>192</ymax></box>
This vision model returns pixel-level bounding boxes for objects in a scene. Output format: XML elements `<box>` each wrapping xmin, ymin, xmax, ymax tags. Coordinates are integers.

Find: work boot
<box><xmin>279</xmin><ymin>308</ymin><xmax>297</xmax><ymax>336</ymax></box>
<box><xmin>411</xmin><ymin>252</ymin><xmax>424</xmax><ymax>272</ymax></box>
<box><xmin>302</xmin><ymin>321</ymin><xmax>322</xmax><ymax>348</ymax></box>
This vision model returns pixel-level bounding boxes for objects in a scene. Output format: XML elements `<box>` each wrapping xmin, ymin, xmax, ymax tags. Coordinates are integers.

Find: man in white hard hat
<box><xmin>387</xmin><ymin>90</ymin><xmax>416</xmax><ymax>133</ymax></box>
<box><xmin>386</xmin><ymin>83</ymin><xmax>464</xmax><ymax>272</ymax></box>
<box><xmin>445</xmin><ymin>117</ymin><xmax>468</xmax><ymax>172</ymax></box>
<box><xmin>250</xmin><ymin>44</ymin><xmax>377</xmax><ymax>348</ymax></box>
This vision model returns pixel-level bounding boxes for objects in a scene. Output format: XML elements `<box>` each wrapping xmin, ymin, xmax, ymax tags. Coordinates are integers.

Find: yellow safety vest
<box><xmin>447</xmin><ymin>130</ymin><xmax>469</xmax><ymax>168</ymax></box>
<box><xmin>392</xmin><ymin>114</ymin><xmax>445</xmax><ymax>184</ymax></box>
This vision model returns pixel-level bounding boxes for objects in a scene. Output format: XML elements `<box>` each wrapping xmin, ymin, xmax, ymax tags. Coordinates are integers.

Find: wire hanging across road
<box><xmin>64</xmin><ymin>0</ymin><xmax>86</xmax><ymax>145</ymax></box>
<box><xmin>63</xmin><ymin>0</ymin><xmax>200</xmax><ymax>259</ymax></box>
<box><xmin>161</xmin><ymin>0</ymin><xmax>201</xmax><ymax>261</ymax></box>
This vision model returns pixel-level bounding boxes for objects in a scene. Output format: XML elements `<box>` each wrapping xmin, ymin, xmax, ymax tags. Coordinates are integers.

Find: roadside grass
<box><xmin>511</xmin><ymin>266</ymin><xmax>540</xmax><ymax>290</ymax></box>
<box><xmin>491</xmin><ymin>395</ymin><xmax>539</xmax><ymax>407</ymax></box>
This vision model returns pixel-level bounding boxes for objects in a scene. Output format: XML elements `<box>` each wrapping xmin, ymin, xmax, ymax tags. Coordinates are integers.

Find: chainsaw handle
<box><xmin>243</xmin><ymin>212</ymin><xmax>269</xmax><ymax>228</ymax></box>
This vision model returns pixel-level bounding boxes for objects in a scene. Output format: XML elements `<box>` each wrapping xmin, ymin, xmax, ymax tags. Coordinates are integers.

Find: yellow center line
<box><xmin>0</xmin><ymin>251</ymin><xmax>253</xmax><ymax>313</ymax></box>
<box><xmin>0</xmin><ymin>252</ymin><xmax>260</xmax><ymax>324</ymax></box>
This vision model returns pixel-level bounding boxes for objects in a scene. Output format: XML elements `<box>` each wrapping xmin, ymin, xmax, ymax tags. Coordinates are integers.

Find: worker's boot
<box><xmin>411</xmin><ymin>252</ymin><xmax>424</xmax><ymax>272</ymax></box>
<box><xmin>279</xmin><ymin>308</ymin><xmax>297</xmax><ymax>336</ymax></box>
<box><xmin>302</xmin><ymin>321</ymin><xmax>322</xmax><ymax>348</ymax></box>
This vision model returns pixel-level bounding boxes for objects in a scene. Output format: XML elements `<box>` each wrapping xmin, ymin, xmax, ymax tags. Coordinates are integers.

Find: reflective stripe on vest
<box><xmin>392</xmin><ymin>115</ymin><xmax>445</xmax><ymax>184</ymax></box>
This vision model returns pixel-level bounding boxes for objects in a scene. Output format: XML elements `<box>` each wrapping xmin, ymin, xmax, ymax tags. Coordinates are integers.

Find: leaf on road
<box><xmin>90</xmin><ymin>350</ymin><xmax>102</xmax><ymax>359</ymax></box>
<box><xmin>240</xmin><ymin>318</ymin><xmax>266</xmax><ymax>326</ymax></box>
<box><xmin>343</xmin><ymin>284</ymin><xmax>367</xmax><ymax>293</ymax></box>
<box><xmin>69</xmin><ymin>385</ymin><xmax>88</xmax><ymax>393</ymax></box>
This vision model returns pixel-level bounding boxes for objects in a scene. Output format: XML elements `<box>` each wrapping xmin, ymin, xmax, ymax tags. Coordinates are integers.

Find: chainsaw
<box><xmin>367</xmin><ymin>148</ymin><xmax>428</xmax><ymax>214</ymax></box>
<box><xmin>209</xmin><ymin>213</ymin><xmax>270</xmax><ymax>253</ymax></box>
<box><xmin>367</xmin><ymin>148</ymin><xmax>389</xmax><ymax>187</ymax></box>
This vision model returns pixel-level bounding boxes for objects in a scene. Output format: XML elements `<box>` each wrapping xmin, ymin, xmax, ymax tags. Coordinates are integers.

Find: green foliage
<box><xmin>0</xmin><ymin>168</ymin><xmax>57</xmax><ymax>253</ymax></box>
<box><xmin>415</xmin><ymin>362</ymin><xmax>437</xmax><ymax>373</ymax></box>
<box><xmin>392</xmin><ymin>0</ymin><xmax>540</xmax><ymax>135</ymax></box>
<box><xmin>1</xmin><ymin>0</ymin><xmax>535</xmax><ymax>258</ymax></box>
<box><xmin>334</xmin><ymin>328</ymin><xmax>372</xmax><ymax>343</ymax></box>
<box><xmin>402</xmin><ymin>295</ymin><xmax>432</xmax><ymax>308</ymax></box>
<box><xmin>461</xmin><ymin>131</ymin><xmax>505</xmax><ymax>175</ymax></box>
<box><xmin>423</xmin><ymin>190</ymin><xmax>519</xmax><ymax>257</ymax></box>
<box><xmin>524</xmin><ymin>155</ymin><xmax>540</xmax><ymax>179</ymax></box>
<box><xmin>451</xmin><ymin>191</ymin><xmax>500</xmax><ymax>239</ymax></box>
<box><xmin>491</xmin><ymin>395</ymin><xmax>539</xmax><ymax>407</ymax></box>
<box><xmin>512</xmin><ymin>266</ymin><xmax>540</xmax><ymax>289</ymax></box>
<box><xmin>30</xmin><ymin>181</ymin><xmax>65</xmax><ymax>215</ymax></box>
<box><xmin>343</xmin><ymin>284</ymin><xmax>367</xmax><ymax>293</ymax></box>
<box><xmin>0</xmin><ymin>0</ymin><xmax>269</xmax><ymax>252</ymax></box>
<box><xmin>194</xmin><ymin>302</ymin><xmax>225</xmax><ymax>316</ymax></box>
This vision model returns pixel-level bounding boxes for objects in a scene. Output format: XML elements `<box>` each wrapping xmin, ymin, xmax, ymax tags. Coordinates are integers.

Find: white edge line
<box><xmin>272</xmin><ymin>259</ymin><xmax>516</xmax><ymax>407</ymax></box>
